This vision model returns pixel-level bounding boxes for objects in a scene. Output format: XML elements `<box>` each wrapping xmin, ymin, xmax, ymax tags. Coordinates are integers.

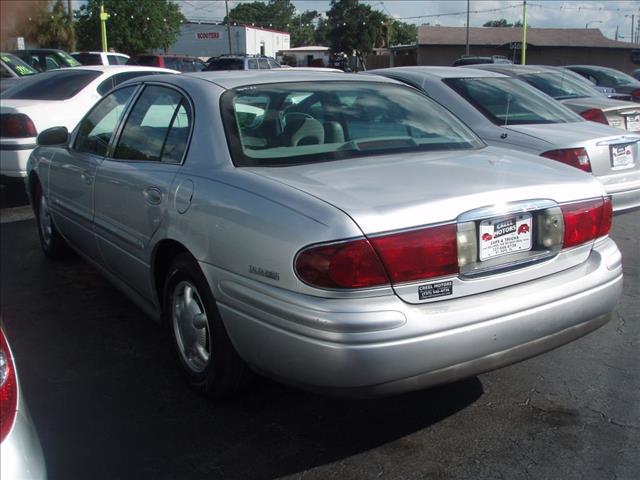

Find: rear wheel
<box><xmin>34</xmin><ymin>182</ymin><xmax>68</xmax><ymax>259</ymax></box>
<box><xmin>164</xmin><ymin>253</ymin><xmax>252</xmax><ymax>398</ymax></box>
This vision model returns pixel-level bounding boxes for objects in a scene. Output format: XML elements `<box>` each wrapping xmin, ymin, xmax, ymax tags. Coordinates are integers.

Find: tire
<box><xmin>164</xmin><ymin>253</ymin><xmax>253</xmax><ymax>398</ymax></box>
<box><xmin>34</xmin><ymin>182</ymin><xmax>69</xmax><ymax>259</ymax></box>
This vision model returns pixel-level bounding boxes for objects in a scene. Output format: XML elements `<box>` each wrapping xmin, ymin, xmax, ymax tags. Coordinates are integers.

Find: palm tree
<box><xmin>21</xmin><ymin>0</ymin><xmax>76</xmax><ymax>51</ymax></box>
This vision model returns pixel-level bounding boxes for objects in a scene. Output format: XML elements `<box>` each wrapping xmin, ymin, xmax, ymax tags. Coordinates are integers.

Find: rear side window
<box><xmin>258</xmin><ymin>58</ymin><xmax>269</xmax><ymax>69</ymax></box>
<box><xmin>2</xmin><ymin>69</ymin><xmax>101</xmax><ymax>100</ymax></box>
<box><xmin>74</xmin><ymin>86</ymin><xmax>136</xmax><ymax>156</ymax></box>
<box><xmin>248</xmin><ymin>59</ymin><xmax>258</xmax><ymax>70</ymax></box>
<box><xmin>133</xmin><ymin>56</ymin><xmax>159</xmax><ymax>67</ymax></box>
<box><xmin>96</xmin><ymin>71</ymin><xmax>166</xmax><ymax>96</ymax></box>
<box><xmin>445</xmin><ymin>77</ymin><xmax>581</xmax><ymax>125</ymax></box>
<box><xmin>521</xmin><ymin>72</ymin><xmax>598</xmax><ymax>100</ymax></box>
<box><xmin>73</xmin><ymin>53</ymin><xmax>103</xmax><ymax>65</ymax></box>
<box><xmin>164</xmin><ymin>57</ymin><xmax>181</xmax><ymax>70</ymax></box>
<box><xmin>114</xmin><ymin>85</ymin><xmax>191</xmax><ymax>163</ymax></box>
<box><xmin>107</xmin><ymin>55</ymin><xmax>121</xmax><ymax>65</ymax></box>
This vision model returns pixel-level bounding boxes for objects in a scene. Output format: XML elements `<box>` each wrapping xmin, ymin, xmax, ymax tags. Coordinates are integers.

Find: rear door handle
<box><xmin>143</xmin><ymin>186</ymin><xmax>162</xmax><ymax>205</ymax></box>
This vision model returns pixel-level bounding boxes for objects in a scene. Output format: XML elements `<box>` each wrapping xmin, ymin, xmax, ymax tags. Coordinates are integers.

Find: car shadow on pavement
<box><xmin>1</xmin><ymin>219</ymin><xmax>484</xmax><ymax>480</ymax></box>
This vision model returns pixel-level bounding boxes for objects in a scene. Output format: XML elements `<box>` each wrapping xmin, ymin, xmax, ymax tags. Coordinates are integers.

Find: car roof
<box><xmin>11</xmin><ymin>48</ymin><xmax>67</xmax><ymax>53</ymax></box>
<box><xmin>72</xmin><ymin>51</ymin><xmax>129</xmax><ymax>57</ymax></box>
<box><xmin>127</xmin><ymin>68</ymin><xmax>402</xmax><ymax>90</ymax></box>
<box><xmin>464</xmin><ymin>64</ymin><xmax>559</xmax><ymax>75</ymax></box>
<box><xmin>370</xmin><ymin>66</ymin><xmax>508</xmax><ymax>79</ymax></box>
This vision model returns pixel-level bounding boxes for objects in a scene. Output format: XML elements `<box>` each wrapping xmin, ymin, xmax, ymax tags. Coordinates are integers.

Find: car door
<box><xmin>47</xmin><ymin>86</ymin><xmax>138</xmax><ymax>261</ymax></box>
<box><xmin>93</xmin><ymin>84</ymin><xmax>192</xmax><ymax>298</ymax></box>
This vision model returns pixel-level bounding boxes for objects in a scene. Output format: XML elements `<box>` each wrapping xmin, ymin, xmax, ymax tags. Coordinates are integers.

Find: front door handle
<box><xmin>80</xmin><ymin>170</ymin><xmax>93</xmax><ymax>184</ymax></box>
<box><xmin>143</xmin><ymin>186</ymin><xmax>162</xmax><ymax>205</ymax></box>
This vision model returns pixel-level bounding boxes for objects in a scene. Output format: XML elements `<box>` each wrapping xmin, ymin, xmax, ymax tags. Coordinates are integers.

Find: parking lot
<box><xmin>0</xmin><ymin>185</ymin><xmax>638</xmax><ymax>480</ymax></box>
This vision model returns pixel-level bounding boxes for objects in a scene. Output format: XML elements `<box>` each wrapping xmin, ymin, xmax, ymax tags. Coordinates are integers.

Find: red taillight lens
<box><xmin>295</xmin><ymin>238</ymin><xmax>389</xmax><ymax>289</ymax></box>
<box><xmin>0</xmin><ymin>113</ymin><xmax>37</xmax><ymax>138</ymax></box>
<box><xmin>541</xmin><ymin>148</ymin><xmax>592</xmax><ymax>173</ymax></box>
<box><xmin>370</xmin><ymin>224</ymin><xmax>458</xmax><ymax>284</ymax></box>
<box><xmin>0</xmin><ymin>329</ymin><xmax>18</xmax><ymax>443</ymax></box>
<box><xmin>560</xmin><ymin>197</ymin><xmax>612</xmax><ymax>248</ymax></box>
<box><xmin>631</xmin><ymin>89</ymin><xmax>640</xmax><ymax>101</ymax></box>
<box><xmin>580</xmin><ymin>108</ymin><xmax>609</xmax><ymax>125</ymax></box>
<box><xmin>295</xmin><ymin>224</ymin><xmax>459</xmax><ymax>289</ymax></box>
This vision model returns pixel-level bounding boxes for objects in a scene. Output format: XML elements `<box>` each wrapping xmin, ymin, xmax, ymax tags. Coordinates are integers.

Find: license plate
<box><xmin>479</xmin><ymin>214</ymin><xmax>532</xmax><ymax>261</ymax></box>
<box><xmin>626</xmin><ymin>114</ymin><xmax>640</xmax><ymax>131</ymax></box>
<box><xmin>611</xmin><ymin>144</ymin><xmax>634</xmax><ymax>168</ymax></box>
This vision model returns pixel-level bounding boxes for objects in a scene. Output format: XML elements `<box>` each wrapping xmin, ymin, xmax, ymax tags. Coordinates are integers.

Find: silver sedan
<box><xmin>26</xmin><ymin>71</ymin><xmax>622</xmax><ymax>398</ymax></box>
<box><xmin>369</xmin><ymin>67</ymin><xmax>640</xmax><ymax>214</ymax></box>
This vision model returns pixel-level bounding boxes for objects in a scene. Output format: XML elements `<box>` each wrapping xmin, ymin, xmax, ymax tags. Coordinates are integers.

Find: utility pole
<box><xmin>225</xmin><ymin>0</ymin><xmax>233</xmax><ymax>55</ymax></box>
<box><xmin>521</xmin><ymin>0</ymin><xmax>527</xmax><ymax>64</ymax></box>
<box><xmin>615</xmin><ymin>25</ymin><xmax>619</xmax><ymax>41</ymax></box>
<box><xmin>632</xmin><ymin>14</ymin><xmax>635</xmax><ymax>44</ymax></box>
<box><xmin>100</xmin><ymin>2</ymin><xmax>109</xmax><ymax>52</ymax></box>
<box><xmin>465</xmin><ymin>0</ymin><xmax>470</xmax><ymax>56</ymax></box>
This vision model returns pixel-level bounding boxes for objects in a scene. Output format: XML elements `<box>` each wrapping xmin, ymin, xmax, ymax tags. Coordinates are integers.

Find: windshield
<box><xmin>521</xmin><ymin>72</ymin><xmax>600</xmax><ymax>100</ymax></box>
<box><xmin>207</xmin><ymin>58</ymin><xmax>244</xmax><ymax>70</ymax></box>
<box><xmin>445</xmin><ymin>77</ymin><xmax>581</xmax><ymax>126</ymax></box>
<box><xmin>0</xmin><ymin>53</ymin><xmax>37</xmax><ymax>76</ymax></box>
<box><xmin>221</xmin><ymin>81</ymin><xmax>483</xmax><ymax>167</ymax></box>
<box><xmin>1</xmin><ymin>69</ymin><xmax>101</xmax><ymax>100</ymax></box>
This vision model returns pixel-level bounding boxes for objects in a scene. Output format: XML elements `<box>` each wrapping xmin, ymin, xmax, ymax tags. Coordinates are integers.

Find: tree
<box><xmin>483</xmin><ymin>18</ymin><xmax>526</xmax><ymax>27</ymax></box>
<box><xmin>75</xmin><ymin>0</ymin><xmax>185</xmax><ymax>54</ymax></box>
<box><xmin>326</xmin><ymin>0</ymin><xmax>387</xmax><ymax>69</ymax></box>
<box><xmin>17</xmin><ymin>0</ymin><xmax>76</xmax><ymax>50</ymax></box>
<box><xmin>389</xmin><ymin>20</ymin><xmax>417</xmax><ymax>46</ymax></box>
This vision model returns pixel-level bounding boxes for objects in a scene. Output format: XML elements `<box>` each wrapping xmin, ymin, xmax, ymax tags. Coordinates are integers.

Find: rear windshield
<box><xmin>445</xmin><ymin>77</ymin><xmax>581</xmax><ymax>125</ymax></box>
<box><xmin>72</xmin><ymin>53</ymin><xmax>103</xmax><ymax>65</ymax></box>
<box><xmin>221</xmin><ymin>81</ymin><xmax>483</xmax><ymax>167</ymax></box>
<box><xmin>1</xmin><ymin>69</ymin><xmax>101</xmax><ymax>100</ymax></box>
<box><xmin>207</xmin><ymin>58</ymin><xmax>244</xmax><ymax>70</ymax></box>
<box><xmin>591</xmin><ymin>67</ymin><xmax>638</xmax><ymax>87</ymax></box>
<box><xmin>521</xmin><ymin>72</ymin><xmax>600</xmax><ymax>100</ymax></box>
<box><xmin>1</xmin><ymin>53</ymin><xmax>37</xmax><ymax>76</ymax></box>
<box><xmin>132</xmin><ymin>56</ymin><xmax>159</xmax><ymax>67</ymax></box>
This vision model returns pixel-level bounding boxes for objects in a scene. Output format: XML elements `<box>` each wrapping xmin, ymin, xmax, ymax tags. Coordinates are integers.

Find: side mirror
<box><xmin>37</xmin><ymin>126</ymin><xmax>69</xmax><ymax>146</ymax></box>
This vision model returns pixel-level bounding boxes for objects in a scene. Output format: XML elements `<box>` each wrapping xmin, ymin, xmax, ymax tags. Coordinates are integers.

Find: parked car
<box><xmin>128</xmin><ymin>54</ymin><xmax>205</xmax><ymax>72</ymax></box>
<box><xmin>632</xmin><ymin>68</ymin><xmax>640</xmax><ymax>81</ymax></box>
<box><xmin>71</xmin><ymin>51</ymin><xmax>129</xmax><ymax>66</ymax></box>
<box><xmin>468</xmin><ymin>64</ymin><xmax>640</xmax><ymax>132</ymax></box>
<box><xmin>0</xmin><ymin>52</ymin><xmax>38</xmax><ymax>92</ymax></box>
<box><xmin>552</xmin><ymin>66</ymin><xmax>618</xmax><ymax>97</ymax></box>
<box><xmin>205</xmin><ymin>55</ymin><xmax>281</xmax><ymax>71</ymax></box>
<box><xmin>0</xmin><ymin>65</ymin><xmax>177</xmax><ymax>182</ymax></box>
<box><xmin>0</xmin><ymin>327</ymin><xmax>47</xmax><ymax>480</ymax></box>
<box><xmin>10</xmin><ymin>48</ymin><xmax>80</xmax><ymax>72</ymax></box>
<box><xmin>368</xmin><ymin>67</ymin><xmax>640</xmax><ymax>214</ymax></box>
<box><xmin>452</xmin><ymin>55</ymin><xmax>512</xmax><ymax>67</ymax></box>
<box><xmin>566</xmin><ymin>65</ymin><xmax>640</xmax><ymax>102</ymax></box>
<box><xmin>27</xmin><ymin>71</ymin><xmax>621</xmax><ymax>399</ymax></box>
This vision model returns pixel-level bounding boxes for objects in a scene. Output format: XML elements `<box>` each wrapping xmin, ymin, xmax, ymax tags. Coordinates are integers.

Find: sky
<box><xmin>175</xmin><ymin>0</ymin><xmax>640</xmax><ymax>41</ymax></box>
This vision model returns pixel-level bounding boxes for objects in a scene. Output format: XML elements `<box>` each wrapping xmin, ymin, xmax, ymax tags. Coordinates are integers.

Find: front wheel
<box><xmin>34</xmin><ymin>182</ymin><xmax>68</xmax><ymax>259</ymax></box>
<box><xmin>164</xmin><ymin>253</ymin><xmax>253</xmax><ymax>398</ymax></box>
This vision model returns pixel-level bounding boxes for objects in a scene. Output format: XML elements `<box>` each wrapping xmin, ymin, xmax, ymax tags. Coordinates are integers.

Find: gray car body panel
<box><xmin>26</xmin><ymin>71</ymin><xmax>623</xmax><ymax>395</ymax></box>
<box><xmin>368</xmin><ymin>66</ymin><xmax>640</xmax><ymax>213</ymax></box>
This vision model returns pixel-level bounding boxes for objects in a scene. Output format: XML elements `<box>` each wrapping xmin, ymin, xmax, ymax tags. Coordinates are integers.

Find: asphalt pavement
<box><xmin>0</xmin><ymin>188</ymin><xmax>638</xmax><ymax>480</ymax></box>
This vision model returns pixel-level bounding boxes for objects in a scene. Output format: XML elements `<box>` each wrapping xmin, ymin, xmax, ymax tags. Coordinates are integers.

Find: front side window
<box><xmin>258</xmin><ymin>58</ymin><xmax>269</xmax><ymax>69</ymax></box>
<box><xmin>445</xmin><ymin>77</ymin><xmax>581</xmax><ymax>126</ymax></box>
<box><xmin>74</xmin><ymin>86</ymin><xmax>136</xmax><ymax>156</ymax></box>
<box><xmin>521</xmin><ymin>72</ymin><xmax>599</xmax><ymax>100</ymax></box>
<box><xmin>114</xmin><ymin>85</ymin><xmax>190</xmax><ymax>162</ymax></box>
<box><xmin>221</xmin><ymin>81</ymin><xmax>483</xmax><ymax>167</ymax></box>
<box><xmin>2</xmin><ymin>69</ymin><xmax>101</xmax><ymax>100</ymax></box>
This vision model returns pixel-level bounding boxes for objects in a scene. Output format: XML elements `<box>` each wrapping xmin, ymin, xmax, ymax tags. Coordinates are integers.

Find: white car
<box><xmin>71</xmin><ymin>51</ymin><xmax>130</xmax><ymax>66</ymax></box>
<box><xmin>0</xmin><ymin>65</ymin><xmax>177</xmax><ymax>181</ymax></box>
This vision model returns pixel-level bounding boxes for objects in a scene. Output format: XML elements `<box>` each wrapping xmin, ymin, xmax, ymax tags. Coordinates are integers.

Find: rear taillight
<box><xmin>295</xmin><ymin>224</ymin><xmax>458</xmax><ymax>289</ymax></box>
<box><xmin>0</xmin><ymin>113</ymin><xmax>37</xmax><ymax>138</ymax></box>
<box><xmin>295</xmin><ymin>238</ymin><xmax>389</xmax><ymax>289</ymax></box>
<box><xmin>541</xmin><ymin>148</ymin><xmax>592</xmax><ymax>173</ymax></box>
<box><xmin>0</xmin><ymin>329</ymin><xmax>18</xmax><ymax>443</ymax></box>
<box><xmin>580</xmin><ymin>108</ymin><xmax>609</xmax><ymax>125</ymax></box>
<box><xmin>560</xmin><ymin>197</ymin><xmax>612</xmax><ymax>248</ymax></box>
<box><xmin>370</xmin><ymin>224</ymin><xmax>458</xmax><ymax>284</ymax></box>
<box><xmin>632</xmin><ymin>89</ymin><xmax>640</xmax><ymax>101</ymax></box>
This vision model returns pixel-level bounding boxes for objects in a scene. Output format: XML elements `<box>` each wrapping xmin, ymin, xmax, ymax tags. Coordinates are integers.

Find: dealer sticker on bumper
<box><xmin>625</xmin><ymin>114</ymin><xmax>640</xmax><ymax>132</ymax></box>
<box><xmin>479</xmin><ymin>214</ymin><xmax>532</xmax><ymax>261</ymax></box>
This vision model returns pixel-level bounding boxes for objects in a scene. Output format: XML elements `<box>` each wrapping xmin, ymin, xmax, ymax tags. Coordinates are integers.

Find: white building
<box><xmin>277</xmin><ymin>46</ymin><xmax>330</xmax><ymax>67</ymax></box>
<box><xmin>169</xmin><ymin>22</ymin><xmax>290</xmax><ymax>58</ymax></box>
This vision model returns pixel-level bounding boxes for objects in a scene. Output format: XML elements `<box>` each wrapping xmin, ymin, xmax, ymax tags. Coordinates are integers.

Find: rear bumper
<box><xmin>0</xmin><ymin>145</ymin><xmax>34</xmax><ymax>179</ymax></box>
<box><xmin>606</xmin><ymin>183</ymin><xmax>640</xmax><ymax>214</ymax></box>
<box><xmin>205</xmin><ymin>238</ymin><xmax>623</xmax><ymax>397</ymax></box>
